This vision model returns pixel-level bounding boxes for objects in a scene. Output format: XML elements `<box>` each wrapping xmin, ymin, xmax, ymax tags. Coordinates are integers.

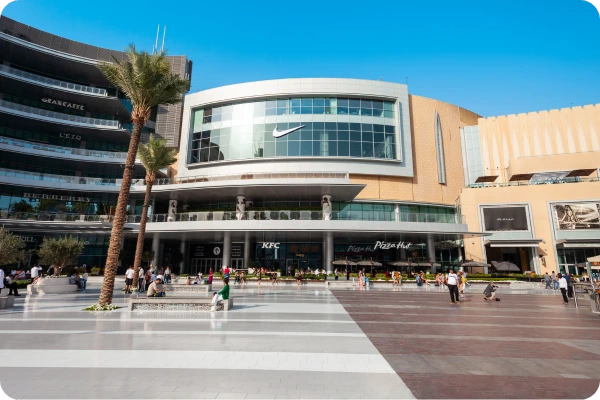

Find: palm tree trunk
<box><xmin>132</xmin><ymin>174</ymin><xmax>154</xmax><ymax>289</ymax></box>
<box><xmin>98</xmin><ymin>119</ymin><xmax>144</xmax><ymax>306</ymax></box>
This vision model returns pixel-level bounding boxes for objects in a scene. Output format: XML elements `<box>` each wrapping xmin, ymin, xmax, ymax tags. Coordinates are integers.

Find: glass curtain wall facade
<box><xmin>189</xmin><ymin>97</ymin><xmax>397</xmax><ymax>164</ymax></box>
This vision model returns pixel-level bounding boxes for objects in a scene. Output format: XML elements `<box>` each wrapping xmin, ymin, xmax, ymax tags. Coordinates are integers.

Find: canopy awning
<box><xmin>332</xmin><ymin>260</ymin><xmax>357</xmax><ymax>266</ymax></box>
<box><xmin>566</xmin><ymin>169</ymin><xmax>596</xmax><ymax>177</ymax></box>
<box><xmin>509</xmin><ymin>173</ymin><xmax>535</xmax><ymax>182</ymax></box>
<box><xmin>484</xmin><ymin>239</ymin><xmax>543</xmax><ymax>248</ymax></box>
<box><xmin>475</xmin><ymin>175</ymin><xmax>498</xmax><ymax>183</ymax></box>
<box><xmin>587</xmin><ymin>255</ymin><xmax>600</xmax><ymax>262</ymax></box>
<box><xmin>556</xmin><ymin>239</ymin><xmax>600</xmax><ymax>249</ymax></box>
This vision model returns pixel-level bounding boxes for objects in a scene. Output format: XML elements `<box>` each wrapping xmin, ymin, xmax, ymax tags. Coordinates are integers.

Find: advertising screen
<box><xmin>483</xmin><ymin>207</ymin><xmax>529</xmax><ymax>231</ymax></box>
<box><xmin>553</xmin><ymin>203</ymin><xmax>600</xmax><ymax>230</ymax></box>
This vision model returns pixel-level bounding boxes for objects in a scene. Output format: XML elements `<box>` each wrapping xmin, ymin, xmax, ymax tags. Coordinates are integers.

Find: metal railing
<box><xmin>469</xmin><ymin>177</ymin><xmax>600</xmax><ymax>189</ymax></box>
<box><xmin>146</xmin><ymin>210</ymin><xmax>464</xmax><ymax>224</ymax></box>
<box><xmin>0</xmin><ymin>212</ymin><xmax>112</xmax><ymax>222</ymax></box>
<box><xmin>0</xmin><ymin>64</ymin><xmax>108</xmax><ymax>96</ymax></box>
<box><xmin>154</xmin><ymin>171</ymin><xmax>349</xmax><ymax>186</ymax></box>
<box><xmin>0</xmin><ymin>100</ymin><xmax>121</xmax><ymax>129</ymax></box>
<box><xmin>0</xmin><ymin>137</ymin><xmax>128</xmax><ymax>160</ymax></box>
<box><xmin>0</xmin><ymin>167</ymin><xmax>123</xmax><ymax>186</ymax></box>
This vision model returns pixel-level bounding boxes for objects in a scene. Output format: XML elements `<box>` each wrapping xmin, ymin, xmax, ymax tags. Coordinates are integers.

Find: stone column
<box><xmin>325</xmin><ymin>232</ymin><xmax>334</xmax><ymax>273</ymax></box>
<box><xmin>236</xmin><ymin>196</ymin><xmax>246</xmax><ymax>220</ymax></box>
<box><xmin>427</xmin><ymin>236</ymin><xmax>436</xmax><ymax>273</ymax></box>
<box><xmin>179</xmin><ymin>239</ymin><xmax>186</xmax><ymax>275</ymax></box>
<box><xmin>151</xmin><ymin>235</ymin><xmax>160</xmax><ymax>267</ymax></box>
<box><xmin>167</xmin><ymin>200</ymin><xmax>177</xmax><ymax>222</ymax></box>
<box><xmin>394</xmin><ymin>204</ymin><xmax>400</xmax><ymax>222</ymax></box>
<box><xmin>322</xmin><ymin>195</ymin><xmax>332</xmax><ymax>220</ymax></box>
<box><xmin>244</xmin><ymin>231</ymin><xmax>251</xmax><ymax>268</ymax></box>
<box><xmin>223</xmin><ymin>231</ymin><xmax>232</xmax><ymax>268</ymax></box>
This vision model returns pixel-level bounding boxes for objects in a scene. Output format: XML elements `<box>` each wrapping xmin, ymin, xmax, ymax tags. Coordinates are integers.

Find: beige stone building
<box><xmin>459</xmin><ymin>104</ymin><xmax>600</xmax><ymax>274</ymax></box>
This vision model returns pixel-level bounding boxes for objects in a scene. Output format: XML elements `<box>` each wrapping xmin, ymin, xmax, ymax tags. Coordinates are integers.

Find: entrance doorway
<box><xmin>190</xmin><ymin>258</ymin><xmax>222</xmax><ymax>275</ymax></box>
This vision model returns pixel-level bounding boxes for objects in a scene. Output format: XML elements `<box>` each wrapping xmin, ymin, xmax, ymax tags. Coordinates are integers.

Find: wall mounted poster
<box><xmin>554</xmin><ymin>203</ymin><xmax>600</xmax><ymax>230</ymax></box>
<box><xmin>483</xmin><ymin>207</ymin><xmax>529</xmax><ymax>231</ymax></box>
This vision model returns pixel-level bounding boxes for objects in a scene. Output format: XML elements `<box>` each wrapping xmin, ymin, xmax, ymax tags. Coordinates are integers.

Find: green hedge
<box><xmin>15</xmin><ymin>280</ymin><xmax>31</xmax><ymax>289</ymax></box>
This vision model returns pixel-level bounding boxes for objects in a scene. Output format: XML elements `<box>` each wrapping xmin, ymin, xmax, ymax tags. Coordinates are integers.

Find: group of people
<box><xmin>68</xmin><ymin>267</ymin><xmax>88</xmax><ymax>291</ymax></box>
<box><xmin>123</xmin><ymin>265</ymin><xmax>174</xmax><ymax>294</ymax></box>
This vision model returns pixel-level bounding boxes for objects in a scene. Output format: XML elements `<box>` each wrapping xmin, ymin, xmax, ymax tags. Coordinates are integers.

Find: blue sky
<box><xmin>3</xmin><ymin>0</ymin><xmax>599</xmax><ymax>117</ymax></box>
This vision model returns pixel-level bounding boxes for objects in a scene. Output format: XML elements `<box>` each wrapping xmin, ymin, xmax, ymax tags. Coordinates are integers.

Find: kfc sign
<box><xmin>261</xmin><ymin>242</ymin><xmax>280</xmax><ymax>249</ymax></box>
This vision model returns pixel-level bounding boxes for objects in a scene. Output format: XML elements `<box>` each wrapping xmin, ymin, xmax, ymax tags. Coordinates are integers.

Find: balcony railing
<box><xmin>0</xmin><ymin>212</ymin><xmax>112</xmax><ymax>222</ymax></box>
<box><xmin>0</xmin><ymin>167</ymin><xmax>125</xmax><ymax>186</ymax></box>
<box><xmin>468</xmin><ymin>176</ymin><xmax>600</xmax><ymax>188</ymax></box>
<box><xmin>144</xmin><ymin>210</ymin><xmax>464</xmax><ymax>224</ymax></box>
<box><xmin>154</xmin><ymin>171</ymin><xmax>350</xmax><ymax>186</ymax></box>
<box><xmin>0</xmin><ymin>100</ymin><xmax>121</xmax><ymax>129</ymax></box>
<box><xmin>0</xmin><ymin>65</ymin><xmax>108</xmax><ymax>96</ymax></box>
<box><xmin>0</xmin><ymin>137</ymin><xmax>128</xmax><ymax>160</ymax></box>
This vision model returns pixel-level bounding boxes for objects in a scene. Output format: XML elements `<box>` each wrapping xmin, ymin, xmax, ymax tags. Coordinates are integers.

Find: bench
<box><xmin>128</xmin><ymin>297</ymin><xmax>234</xmax><ymax>311</ymax></box>
<box><xmin>162</xmin><ymin>284</ymin><xmax>212</xmax><ymax>296</ymax></box>
<box><xmin>0</xmin><ymin>294</ymin><xmax>15</xmax><ymax>309</ymax></box>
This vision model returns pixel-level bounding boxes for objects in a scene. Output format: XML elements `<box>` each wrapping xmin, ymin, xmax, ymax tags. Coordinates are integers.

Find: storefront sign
<box><xmin>347</xmin><ymin>245</ymin><xmax>375</xmax><ymax>252</ymax></box>
<box><xmin>23</xmin><ymin>193</ymin><xmax>92</xmax><ymax>202</ymax></box>
<box><xmin>553</xmin><ymin>203</ymin><xmax>600</xmax><ymax>230</ymax></box>
<box><xmin>42</xmin><ymin>98</ymin><xmax>85</xmax><ymax>110</ymax></box>
<box><xmin>373</xmin><ymin>241</ymin><xmax>412</xmax><ymax>250</ymax></box>
<box><xmin>191</xmin><ymin>243</ymin><xmax>244</xmax><ymax>258</ymax></box>
<box><xmin>60</xmin><ymin>133</ymin><xmax>82</xmax><ymax>141</ymax></box>
<box><xmin>18</xmin><ymin>236</ymin><xmax>36</xmax><ymax>242</ymax></box>
<box><xmin>562</xmin><ymin>243</ymin><xmax>600</xmax><ymax>248</ymax></box>
<box><xmin>483</xmin><ymin>207</ymin><xmax>529</xmax><ymax>231</ymax></box>
<box><xmin>231</xmin><ymin>243</ymin><xmax>244</xmax><ymax>258</ymax></box>
<box><xmin>261</xmin><ymin>242</ymin><xmax>280</xmax><ymax>249</ymax></box>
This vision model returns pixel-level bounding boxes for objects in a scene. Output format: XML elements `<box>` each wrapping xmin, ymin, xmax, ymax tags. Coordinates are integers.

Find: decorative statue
<box><xmin>322</xmin><ymin>195</ymin><xmax>332</xmax><ymax>220</ymax></box>
<box><xmin>167</xmin><ymin>200</ymin><xmax>178</xmax><ymax>222</ymax></box>
<box><xmin>236</xmin><ymin>196</ymin><xmax>246</xmax><ymax>220</ymax></box>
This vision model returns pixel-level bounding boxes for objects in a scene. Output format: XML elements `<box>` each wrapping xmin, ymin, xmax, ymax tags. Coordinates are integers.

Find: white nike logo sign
<box><xmin>273</xmin><ymin>125</ymin><xmax>305</xmax><ymax>138</ymax></box>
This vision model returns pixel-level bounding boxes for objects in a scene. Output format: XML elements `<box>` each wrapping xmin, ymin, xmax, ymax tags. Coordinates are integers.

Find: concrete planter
<box><xmin>27</xmin><ymin>277</ymin><xmax>78</xmax><ymax>294</ymax></box>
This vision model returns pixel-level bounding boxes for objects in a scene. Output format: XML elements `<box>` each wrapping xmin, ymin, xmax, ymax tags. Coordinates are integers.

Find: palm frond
<box><xmin>138</xmin><ymin>134</ymin><xmax>178</xmax><ymax>177</ymax></box>
<box><xmin>98</xmin><ymin>44</ymin><xmax>189</xmax><ymax>120</ymax></box>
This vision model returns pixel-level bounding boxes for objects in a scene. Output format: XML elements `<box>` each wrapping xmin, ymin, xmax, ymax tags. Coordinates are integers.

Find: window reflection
<box><xmin>189</xmin><ymin>97</ymin><xmax>398</xmax><ymax>163</ymax></box>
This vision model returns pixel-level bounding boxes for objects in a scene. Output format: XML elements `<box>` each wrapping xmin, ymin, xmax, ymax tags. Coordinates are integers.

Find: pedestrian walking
<box><xmin>544</xmin><ymin>272</ymin><xmax>552</xmax><ymax>289</ymax></box>
<box><xmin>446</xmin><ymin>269</ymin><xmax>460</xmax><ymax>304</ymax></box>
<box><xmin>124</xmin><ymin>266</ymin><xmax>134</xmax><ymax>294</ymax></box>
<box><xmin>551</xmin><ymin>271</ymin><xmax>558</xmax><ymax>290</ymax></box>
<box><xmin>565</xmin><ymin>272</ymin><xmax>574</xmax><ymax>298</ymax></box>
<box><xmin>138</xmin><ymin>267</ymin><xmax>145</xmax><ymax>292</ymax></box>
<box><xmin>208</xmin><ymin>268</ymin><xmax>214</xmax><ymax>285</ymax></box>
<box><xmin>558</xmin><ymin>273</ymin><xmax>569</xmax><ymax>304</ymax></box>
<box><xmin>346</xmin><ymin>268</ymin><xmax>350</xmax><ymax>281</ymax></box>
<box><xmin>334</xmin><ymin>268</ymin><xmax>339</xmax><ymax>281</ymax></box>
<box><xmin>458</xmin><ymin>271</ymin><xmax>466</xmax><ymax>299</ymax></box>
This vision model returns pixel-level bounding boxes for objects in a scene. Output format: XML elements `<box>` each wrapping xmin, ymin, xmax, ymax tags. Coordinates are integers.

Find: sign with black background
<box><xmin>190</xmin><ymin>243</ymin><xmax>244</xmax><ymax>258</ymax></box>
<box><xmin>483</xmin><ymin>207</ymin><xmax>528</xmax><ymax>231</ymax></box>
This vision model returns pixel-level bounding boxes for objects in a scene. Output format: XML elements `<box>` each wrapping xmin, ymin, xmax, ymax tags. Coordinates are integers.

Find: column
<box><xmin>325</xmin><ymin>232</ymin><xmax>334</xmax><ymax>273</ymax></box>
<box><xmin>167</xmin><ymin>199</ymin><xmax>178</xmax><ymax>222</ymax></box>
<box><xmin>179</xmin><ymin>239</ymin><xmax>186</xmax><ymax>275</ymax></box>
<box><xmin>400</xmin><ymin>248</ymin><xmax>407</xmax><ymax>260</ymax></box>
<box><xmin>129</xmin><ymin>198</ymin><xmax>136</xmax><ymax>216</ymax></box>
<box><xmin>223</xmin><ymin>231</ymin><xmax>232</xmax><ymax>268</ymax></box>
<box><xmin>236</xmin><ymin>196</ymin><xmax>246</xmax><ymax>220</ymax></box>
<box><xmin>427</xmin><ymin>236</ymin><xmax>436</xmax><ymax>273</ymax></box>
<box><xmin>244</xmin><ymin>231</ymin><xmax>251</xmax><ymax>268</ymax></box>
<box><xmin>151</xmin><ymin>235</ymin><xmax>160</xmax><ymax>267</ymax></box>
<box><xmin>394</xmin><ymin>204</ymin><xmax>400</xmax><ymax>222</ymax></box>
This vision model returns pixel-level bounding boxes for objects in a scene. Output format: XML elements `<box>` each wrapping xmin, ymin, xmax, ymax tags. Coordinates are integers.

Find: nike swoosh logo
<box><xmin>273</xmin><ymin>125</ymin><xmax>305</xmax><ymax>138</ymax></box>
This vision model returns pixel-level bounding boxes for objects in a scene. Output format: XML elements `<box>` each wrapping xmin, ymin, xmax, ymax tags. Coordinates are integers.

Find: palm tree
<box><xmin>132</xmin><ymin>135</ymin><xmax>177</xmax><ymax>289</ymax></box>
<box><xmin>96</xmin><ymin>46</ymin><xmax>189</xmax><ymax>306</ymax></box>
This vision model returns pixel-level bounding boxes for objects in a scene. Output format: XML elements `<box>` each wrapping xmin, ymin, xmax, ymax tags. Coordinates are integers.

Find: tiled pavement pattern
<box><xmin>0</xmin><ymin>282</ymin><xmax>414</xmax><ymax>399</ymax></box>
<box><xmin>332</xmin><ymin>288</ymin><xmax>600</xmax><ymax>399</ymax></box>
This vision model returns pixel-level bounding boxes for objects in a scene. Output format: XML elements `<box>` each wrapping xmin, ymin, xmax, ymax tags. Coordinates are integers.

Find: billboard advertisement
<box><xmin>553</xmin><ymin>203</ymin><xmax>600</xmax><ymax>230</ymax></box>
<box><xmin>482</xmin><ymin>206</ymin><xmax>529</xmax><ymax>231</ymax></box>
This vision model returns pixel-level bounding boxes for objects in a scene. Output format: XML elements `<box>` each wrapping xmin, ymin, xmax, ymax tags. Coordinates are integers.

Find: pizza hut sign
<box><xmin>374</xmin><ymin>241</ymin><xmax>412</xmax><ymax>250</ymax></box>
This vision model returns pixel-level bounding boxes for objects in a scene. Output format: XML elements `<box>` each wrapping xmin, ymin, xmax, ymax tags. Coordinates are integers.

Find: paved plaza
<box><xmin>0</xmin><ymin>280</ymin><xmax>598</xmax><ymax>399</ymax></box>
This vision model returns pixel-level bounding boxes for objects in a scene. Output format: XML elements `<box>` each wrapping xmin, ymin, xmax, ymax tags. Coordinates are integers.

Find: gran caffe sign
<box><xmin>42</xmin><ymin>98</ymin><xmax>85</xmax><ymax>111</ymax></box>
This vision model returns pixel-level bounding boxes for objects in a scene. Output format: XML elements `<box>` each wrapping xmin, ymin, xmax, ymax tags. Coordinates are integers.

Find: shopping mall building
<box><xmin>1</xmin><ymin>16</ymin><xmax>599</xmax><ymax>275</ymax></box>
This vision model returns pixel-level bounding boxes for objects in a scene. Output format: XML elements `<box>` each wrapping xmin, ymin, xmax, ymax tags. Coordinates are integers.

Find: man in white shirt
<box><xmin>446</xmin><ymin>269</ymin><xmax>460</xmax><ymax>304</ymax></box>
<box><xmin>30</xmin><ymin>265</ymin><xmax>42</xmax><ymax>282</ymax></box>
<box><xmin>138</xmin><ymin>267</ymin><xmax>145</xmax><ymax>293</ymax></box>
<box><xmin>125</xmin><ymin>266</ymin><xmax>134</xmax><ymax>294</ymax></box>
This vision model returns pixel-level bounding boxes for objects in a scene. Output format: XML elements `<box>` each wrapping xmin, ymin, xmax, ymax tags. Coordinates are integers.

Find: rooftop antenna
<box><xmin>406</xmin><ymin>76</ymin><xmax>408</xmax><ymax>85</ymax></box>
<box><xmin>154</xmin><ymin>24</ymin><xmax>160</xmax><ymax>54</ymax></box>
<box><xmin>379</xmin><ymin>77</ymin><xmax>382</xmax><ymax>82</ymax></box>
<box><xmin>161</xmin><ymin>26</ymin><xmax>167</xmax><ymax>53</ymax></box>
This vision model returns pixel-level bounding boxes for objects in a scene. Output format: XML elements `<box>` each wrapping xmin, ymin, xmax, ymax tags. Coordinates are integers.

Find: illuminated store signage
<box><xmin>373</xmin><ymin>241</ymin><xmax>412</xmax><ymax>250</ymax></box>
<box><xmin>60</xmin><ymin>133</ymin><xmax>82</xmax><ymax>141</ymax></box>
<box><xmin>42</xmin><ymin>98</ymin><xmax>85</xmax><ymax>110</ymax></box>
<box><xmin>261</xmin><ymin>242</ymin><xmax>281</xmax><ymax>249</ymax></box>
<box><xmin>23</xmin><ymin>193</ymin><xmax>92</xmax><ymax>202</ymax></box>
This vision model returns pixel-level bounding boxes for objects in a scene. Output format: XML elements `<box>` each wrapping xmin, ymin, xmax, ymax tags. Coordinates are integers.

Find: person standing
<box><xmin>565</xmin><ymin>272</ymin><xmax>574</xmax><ymax>298</ymax></box>
<box><xmin>81</xmin><ymin>269</ymin><xmax>88</xmax><ymax>292</ymax></box>
<box><xmin>346</xmin><ymin>268</ymin><xmax>350</xmax><ymax>281</ymax></box>
<box><xmin>551</xmin><ymin>271</ymin><xmax>558</xmax><ymax>290</ymax></box>
<box><xmin>0</xmin><ymin>268</ymin><xmax>4</xmax><ymax>295</ymax></box>
<box><xmin>124</xmin><ymin>266</ymin><xmax>134</xmax><ymax>294</ymax></box>
<box><xmin>30</xmin><ymin>265</ymin><xmax>42</xmax><ymax>283</ymax></box>
<box><xmin>138</xmin><ymin>267</ymin><xmax>145</xmax><ymax>293</ymax></box>
<box><xmin>558</xmin><ymin>273</ymin><xmax>569</xmax><ymax>304</ymax></box>
<box><xmin>208</xmin><ymin>268</ymin><xmax>214</xmax><ymax>285</ymax></box>
<box><xmin>334</xmin><ymin>268</ymin><xmax>339</xmax><ymax>281</ymax></box>
<box><xmin>544</xmin><ymin>273</ymin><xmax>552</xmax><ymax>289</ymax></box>
<box><xmin>459</xmin><ymin>271</ymin><xmax>466</xmax><ymax>299</ymax></box>
<box><xmin>446</xmin><ymin>269</ymin><xmax>460</xmax><ymax>304</ymax></box>
<box><xmin>164</xmin><ymin>266</ymin><xmax>171</xmax><ymax>284</ymax></box>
